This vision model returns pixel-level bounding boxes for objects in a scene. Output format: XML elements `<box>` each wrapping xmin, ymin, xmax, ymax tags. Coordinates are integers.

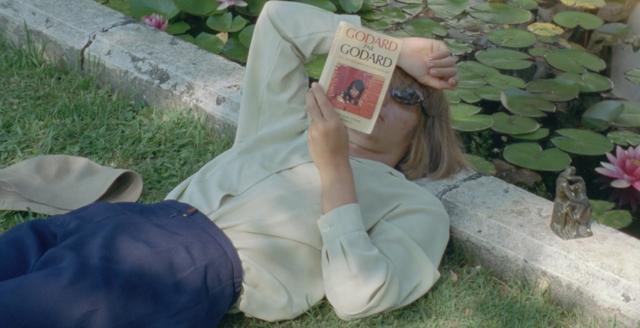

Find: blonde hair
<box><xmin>391</xmin><ymin>68</ymin><xmax>467</xmax><ymax>180</ymax></box>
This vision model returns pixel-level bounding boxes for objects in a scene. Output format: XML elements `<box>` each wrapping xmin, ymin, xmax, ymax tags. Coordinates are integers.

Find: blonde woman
<box><xmin>0</xmin><ymin>1</ymin><xmax>463</xmax><ymax>327</ymax></box>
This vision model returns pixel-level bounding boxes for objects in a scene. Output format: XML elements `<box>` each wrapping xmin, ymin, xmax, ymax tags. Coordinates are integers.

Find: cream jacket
<box><xmin>166</xmin><ymin>1</ymin><xmax>449</xmax><ymax>321</ymax></box>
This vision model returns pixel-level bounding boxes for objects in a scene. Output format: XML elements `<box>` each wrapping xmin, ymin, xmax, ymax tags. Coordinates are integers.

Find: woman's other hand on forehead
<box><xmin>397</xmin><ymin>38</ymin><xmax>458</xmax><ymax>90</ymax></box>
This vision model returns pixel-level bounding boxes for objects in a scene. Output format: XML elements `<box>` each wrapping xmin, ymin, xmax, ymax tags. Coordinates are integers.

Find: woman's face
<box><xmin>349</xmin><ymin>93</ymin><xmax>420</xmax><ymax>156</ymax></box>
<box><xmin>349</xmin><ymin>86</ymin><xmax>361</xmax><ymax>98</ymax></box>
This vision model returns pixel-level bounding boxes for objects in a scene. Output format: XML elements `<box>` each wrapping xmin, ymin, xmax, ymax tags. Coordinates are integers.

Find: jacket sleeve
<box><xmin>233</xmin><ymin>1</ymin><xmax>360</xmax><ymax>145</ymax></box>
<box><xmin>317</xmin><ymin>199</ymin><xmax>450</xmax><ymax>320</ymax></box>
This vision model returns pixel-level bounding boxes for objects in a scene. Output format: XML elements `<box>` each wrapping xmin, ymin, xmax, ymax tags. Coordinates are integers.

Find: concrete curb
<box><xmin>1</xmin><ymin>0</ymin><xmax>639</xmax><ymax>326</ymax></box>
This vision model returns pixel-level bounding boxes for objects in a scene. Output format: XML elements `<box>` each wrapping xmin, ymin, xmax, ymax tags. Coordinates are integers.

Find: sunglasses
<box><xmin>389</xmin><ymin>87</ymin><xmax>428</xmax><ymax>117</ymax></box>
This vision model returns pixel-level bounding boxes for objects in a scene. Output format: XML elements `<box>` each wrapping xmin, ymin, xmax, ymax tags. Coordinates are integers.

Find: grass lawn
<box><xmin>0</xmin><ymin>35</ymin><xmax>622</xmax><ymax>327</ymax></box>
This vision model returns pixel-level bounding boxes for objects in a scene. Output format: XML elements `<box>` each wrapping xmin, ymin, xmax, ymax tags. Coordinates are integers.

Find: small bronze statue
<box><xmin>550</xmin><ymin>166</ymin><xmax>593</xmax><ymax>240</ymax></box>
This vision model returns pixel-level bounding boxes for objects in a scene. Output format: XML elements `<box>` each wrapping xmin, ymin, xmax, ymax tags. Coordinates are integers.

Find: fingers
<box><xmin>306</xmin><ymin>87</ymin><xmax>323</xmax><ymax>122</ymax></box>
<box><xmin>428</xmin><ymin>67</ymin><xmax>457</xmax><ymax>79</ymax></box>
<box><xmin>427</xmin><ymin>55</ymin><xmax>458</xmax><ymax>69</ymax></box>
<box><xmin>310</xmin><ymin>83</ymin><xmax>339</xmax><ymax>121</ymax></box>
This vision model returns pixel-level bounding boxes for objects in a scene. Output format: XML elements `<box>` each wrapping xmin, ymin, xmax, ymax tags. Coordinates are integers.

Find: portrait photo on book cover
<box><xmin>327</xmin><ymin>65</ymin><xmax>384</xmax><ymax>119</ymax></box>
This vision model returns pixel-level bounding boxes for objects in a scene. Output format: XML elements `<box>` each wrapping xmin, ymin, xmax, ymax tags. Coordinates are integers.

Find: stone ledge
<box><xmin>1</xmin><ymin>0</ymin><xmax>639</xmax><ymax>326</ymax></box>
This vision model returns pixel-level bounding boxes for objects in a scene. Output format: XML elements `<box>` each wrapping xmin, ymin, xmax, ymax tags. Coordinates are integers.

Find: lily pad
<box><xmin>475</xmin><ymin>86</ymin><xmax>502</xmax><ymax>101</ymax></box>
<box><xmin>466</xmin><ymin>154</ymin><xmax>496</xmax><ymax>175</ymax></box>
<box><xmin>626</xmin><ymin>68</ymin><xmax>640</xmax><ymax>85</ymax></box>
<box><xmin>445</xmin><ymin>90</ymin><xmax>461</xmax><ymax>104</ymax></box>
<box><xmin>475</xmin><ymin>48</ymin><xmax>533</xmax><ymax>70</ymax></box>
<box><xmin>503</xmin><ymin>143</ymin><xmax>572</xmax><ymax>172</ymax></box>
<box><xmin>298</xmin><ymin>0</ymin><xmax>337</xmax><ymax>12</ymax></box>
<box><xmin>429</xmin><ymin>0</ymin><xmax>469</xmax><ymax>18</ymax></box>
<box><xmin>486</xmin><ymin>74</ymin><xmax>526</xmax><ymax>89</ymax></box>
<box><xmin>582</xmin><ymin>100</ymin><xmax>625</xmax><ymax>131</ymax></box>
<box><xmin>339</xmin><ymin>0</ymin><xmax>364</xmax><ymax>13</ymax></box>
<box><xmin>501</xmin><ymin>88</ymin><xmax>555</xmax><ymax>117</ymax></box>
<box><xmin>557</xmin><ymin>72</ymin><xmax>612</xmax><ymax>93</ymax></box>
<box><xmin>454</xmin><ymin>88</ymin><xmax>482</xmax><ymax>103</ymax></box>
<box><xmin>174</xmin><ymin>0</ymin><xmax>218</xmax><ymax>15</ymax></box>
<box><xmin>222</xmin><ymin>37</ymin><xmax>249</xmax><ymax>63</ymax></box>
<box><xmin>403</xmin><ymin>18</ymin><xmax>448</xmax><ymax>37</ymax></box>
<box><xmin>607</xmin><ymin>130</ymin><xmax>640</xmax><ymax>146</ymax></box>
<box><xmin>491</xmin><ymin>112</ymin><xmax>540</xmax><ymax>135</ymax></box>
<box><xmin>526</xmin><ymin>78</ymin><xmax>580</xmax><ymax>102</ymax></box>
<box><xmin>487</xmin><ymin>29</ymin><xmax>537</xmax><ymax>48</ymax></box>
<box><xmin>195</xmin><ymin>32</ymin><xmax>225</xmax><ymax>54</ymax></box>
<box><xmin>238</xmin><ymin>24</ymin><xmax>255</xmax><ymax>48</ymax></box>
<box><xmin>363</xmin><ymin>19</ymin><xmax>393</xmax><ymax>31</ymax></box>
<box><xmin>560</xmin><ymin>0</ymin><xmax>605</xmax><ymax>10</ymax></box>
<box><xmin>527</xmin><ymin>22</ymin><xmax>564</xmax><ymax>37</ymax></box>
<box><xmin>166</xmin><ymin>22</ymin><xmax>190</xmax><ymax>35</ymax></box>
<box><xmin>589</xmin><ymin>199</ymin><xmax>615</xmax><ymax>213</ymax></box>
<box><xmin>551</xmin><ymin>128</ymin><xmax>613</xmax><ymax>155</ymax></box>
<box><xmin>469</xmin><ymin>3</ymin><xmax>533</xmax><ymax>25</ymax></box>
<box><xmin>131</xmin><ymin>0</ymin><xmax>180</xmax><ymax>19</ymax></box>
<box><xmin>401</xmin><ymin>3</ymin><xmax>424</xmax><ymax>16</ymax></box>
<box><xmin>511</xmin><ymin>128</ymin><xmax>550</xmax><ymax>141</ymax></box>
<box><xmin>445</xmin><ymin>38</ymin><xmax>474</xmax><ymax>56</ymax></box>
<box><xmin>450</xmin><ymin>103</ymin><xmax>494</xmax><ymax>132</ymax></box>
<box><xmin>528</xmin><ymin>47</ymin><xmax>551</xmax><ymax>57</ymax></box>
<box><xmin>508</xmin><ymin>0</ymin><xmax>538</xmax><ymax>10</ymax></box>
<box><xmin>374</xmin><ymin>7</ymin><xmax>408</xmax><ymax>23</ymax></box>
<box><xmin>206</xmin><ymin>13</ymin><xmax>248</xmax><ymax>33</ymax></box>
<box><xmin>304</xmin><ymin>54</ymin><xmax>327</xmax><ymax>79</ymax></box>
<box><xmin>593</xmin><ymin>210</ymin><xmax>633</xmax><ymax>229</ymax></box>
<box><xmin>613</xmin><ymin>101</ymin><xmax>640</xmax><ymax>128</ymax></box>
<box><xmin>545</xmin><ymin>49</ymin><xmax>606</xmax><ymax>73</ymax></box>
<box><xmin>553</xmin><ymin>11</ymin><xmax>603</xmax><ymax>30</ymax></box>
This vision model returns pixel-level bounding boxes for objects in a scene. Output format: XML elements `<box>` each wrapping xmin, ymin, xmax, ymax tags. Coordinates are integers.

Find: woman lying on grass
<box><xmin>0</xmin><ymin>1</ymin><xmax>464</xmax><ymax>327</ymax></box>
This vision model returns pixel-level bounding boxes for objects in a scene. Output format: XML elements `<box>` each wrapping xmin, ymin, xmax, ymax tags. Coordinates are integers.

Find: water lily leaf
<box><xmin>528</xmin><ymin>47</ymin><xmax>551</xmax><ymax>57</ymax></box>
<box><xmin>551</xmin><ymin>128</ymin><xmax>613</xmax><ymax>155</ymax></box>
<box><xmin>557</xmin><ymin>72</ymin><xmax>612</xmax><ymax>93</ymax></box>
<box><xmin>503</xmin><ymin>143</ymin><xmax>572</xmax><ymax>171</ymax></box>
<box><xmin>545</xmin><ymin>49</ymin><xmax>606</xmax><ymax>73</ymax></box>
<box><xmin>166</xmin><ymin>22</ymin><xmax>190</xmax><ymax>35</ymax></box>
<box><xmin>476</xmin><ymin>86</ymin><xmax>502</xmax><ymax>101</ymax></box>
<box><xmin>206</xmin><ymin>13</ymin><xmax>248</xmax><ymax>33</ymax></box>
<box><xmin>613</xmin><ymin>101</ymin><xmax>640</xmax><ymax>128</ymax></box>
<box><xmin>375</xmin><ymin>7</ymin><xmax>408</xmax><ymax>23</ymax></box>
<box><xmin>469</xmin><ymin>3</ymin><xmax>533</xmax><ymax>25</ymax></box>
<box><xmin>455</xmin><ymin>88</ymin><xmax>482</xmax><ymax>103</ymax></box>
<box><xmin>429</xmin><ymin>0</ymin><xmax>469</xmax><ymax>18</ymax></box>
<box><xmin>553</xmin><ymin>11</ymin><xmax>603</xmax><ymax>30</ymax></box>
<box><xmin>222</xmin><ymin>37</ymin><xmax>248</xmax><ymax>63</ymax></box>
<box><xmin>195</xmin><ymin>32</ymin><xmax>225</xmax><ymax>54</ymax></box>
<box><xmin>445</xmin><ymin>90</ymin><xmax>461</xmax><ymax>104</ymax></box>
<box><xmin>491</xmin><ymin>112</ymin><xmax>540</xmax><ymax>135</ymax></box>
<box><xmin>457</xmin><ymin>79</ymin><xmax>486</xmax><ymax>89</ymax></box>
<box><xmin>527</xmin><ymin>22</ymin><xmax>564</xmax><ymax>37</ymax></box>
<box><xmin>582</xmin><ymin>100</ymin><xmax>624</xmax><ymax>131</ymax></box>
<box><xmin>560</xmin><ymin>0</ymin><xmax>605</xmax><ymax>10</ymax></box>
<box><xmin>445</xmin><ymin>38</ymin><xmax>474</xmax><ymax>56</ymax></box>
<box><xmin>340</xmin><ymin>0</ymin><xmax>364</xmax><ymax>13</ymax></box>
<box><xmin>457</xmin><ymin>61</ymin><xmax>500</xmax><ymax>77</ymax></box>
<box><xmin>508</xmin><ymin>0</ymin><xmax>538</xmax><ymax>10</ymax></box>
<box><xmin>298</xmin><ymin>0</ymin><xmax>337</xmax><ymax>11</ymax></box>
<box><xmin>486</xmin><ymin>74</ymin><xmax>526</xmax><ymax>89</ymax></box>
<box><xmin>593</xmin><ymin>210</ymin><xmax>633</xmax><ymax>229</ymax></box>
<box><xmin>466</xmin><ymin>154</ymin><xmax>496</xmax><ymax>175</ymax></box>
<box><xmin>363</xmin><ymin>19</ymin><xmax>393</xmax><ymax>31</ymax></box>
<box><xmin>401</xmin><ymin>3</ymin><xmax>424</xmax><ymax>15</ymax></box>
<box><xmin>403</xmin><ymin>18</ymin><xmax>448</xmax><ymax>37</ymax></box>
<box><xmin>238</xmin><ymin>24</ymin><xmax>255</xmax><ymax>48</ymax></box>
<box><xmin>501</xmin><ymin>88</ymin><xmax>555</xmax><ymax>117</ymax></box>
<box><xmin>607</xmin><ymin>130</ymin><xmax>640</xmax><ymax>146</ymax></box>
<box><xmin>178</xmin><ymin>34</ymin><xmax>196</xmax><ymax>43</ymax></box>
<box><xmin>626</xmin><ymin>68</ymin><xmax>640</xmax><ymax>85</ymax></box>
<box><xmin>305</xmin><ymin>54</ymin><xmax>327</xmax><ymax>80</ymax></box>
<box><xmin>131</xmin><ymin>0</ymin><xmax>180</xmax><ymax>19</ymax></box>
<box><xmin>589</xmin><ymin>199</ymin><xmax>615</xmax><ymax>214</ymax></box>
<box><xmin>174</xmin><ymin>0</ymin><xmax>218</xmax><ymax>15</ymax></box>
<box><xmin>596</xmin><ymin>22</ymin><xmax>630</xmax><ymax>38</ymax></box>
<box><xmin>526</xmin><ymin>78</ymin><xmax>580</xmax><ymax>102</ymax></box>
<box><xmin>450</xmin><ymin>103</ymin><xmax>494</xmax><ymax>131</ymax></box>
<box><xmin>511</xmin><ymin>128</ymin><xmax>550</xmax><ymax>141</ymax></box>
<box><xmin>476</xmin><ymin>48</ymin><xmax>533</xmax><ymax>70</ymax></box>
<box><xmin>487</xmin><ymin>29</ymin><xmax>536</xmax><ymax>48</ymax></box>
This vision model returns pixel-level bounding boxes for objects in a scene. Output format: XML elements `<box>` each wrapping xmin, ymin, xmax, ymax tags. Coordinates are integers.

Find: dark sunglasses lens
<box><xmin>390</xmin><ymin>88</ymin><xmax>422</xmax><ymax>105</ymax></box>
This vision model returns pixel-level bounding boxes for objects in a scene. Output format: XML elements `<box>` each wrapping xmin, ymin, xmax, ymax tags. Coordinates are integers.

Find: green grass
<box><xmin>0</xmin><ymin>36</ymin><xmax>625</xmax><ymax>328</ymax></box>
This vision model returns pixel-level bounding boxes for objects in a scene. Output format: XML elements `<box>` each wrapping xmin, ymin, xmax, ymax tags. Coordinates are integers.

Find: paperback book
<box><xmin>318</xmin><ymin>21</ymin><xmax>402</xmax><ymax>134</ymax></box>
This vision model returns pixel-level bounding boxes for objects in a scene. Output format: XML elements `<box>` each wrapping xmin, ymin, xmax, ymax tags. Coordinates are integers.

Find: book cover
<box><xmin>318</xmin><ymin>22</ymin><xmax>402</xmax><ymax>134</ymax></box>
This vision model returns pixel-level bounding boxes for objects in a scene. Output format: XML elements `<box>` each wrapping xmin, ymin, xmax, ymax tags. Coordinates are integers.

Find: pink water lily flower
<box><xmin>142</xmin><ymin>13</ymin><xmax>168</xmax><ymax>31</ymax></box>
<box><xmin>217</xmin><ymin>0</ymin><xmax>248</xmax><ymax>10</ymax></box>
<box><xmin>595</xmin><ymin>145</ymin><xmax>640</xmax><ymax>190</ymax></box>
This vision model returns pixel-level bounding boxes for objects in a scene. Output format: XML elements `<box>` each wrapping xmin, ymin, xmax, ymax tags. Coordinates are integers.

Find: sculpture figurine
<box><xmin>550</xmin><ymin>166</ymin><xmax>593</xmax><ymax>240</ymax></box>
